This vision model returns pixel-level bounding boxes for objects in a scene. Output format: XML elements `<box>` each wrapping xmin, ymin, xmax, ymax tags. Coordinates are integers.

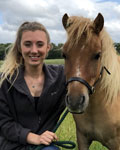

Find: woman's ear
<box><xmin>47</xmin><ymin>43</ymin><xmax>52</xmax><ymax>53</ymax></box>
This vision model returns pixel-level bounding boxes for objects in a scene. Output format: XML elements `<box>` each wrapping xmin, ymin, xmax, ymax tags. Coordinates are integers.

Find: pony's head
<box><xmin>62</xmin><ymin>13</ymin><xmax>104</xmax><ymax>113</ymax></box>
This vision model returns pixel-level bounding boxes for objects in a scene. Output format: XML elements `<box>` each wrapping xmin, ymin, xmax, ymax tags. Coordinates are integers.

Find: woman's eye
<box><xmin>24</xmin><ymin>42</ymin><xmax>31</xmax><ymax>47</ymax></box>
<box><xmin>37</xmin><ymin>42</ymin><xmax>44</xmax><ymax>47</ymax></box>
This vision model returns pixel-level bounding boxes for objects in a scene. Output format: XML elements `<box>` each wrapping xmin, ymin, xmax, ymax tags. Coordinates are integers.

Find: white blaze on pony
<box><xmin>62</xmin><ymin>13</ymin><xmax>120</xmax><ymax>150</ymax></box>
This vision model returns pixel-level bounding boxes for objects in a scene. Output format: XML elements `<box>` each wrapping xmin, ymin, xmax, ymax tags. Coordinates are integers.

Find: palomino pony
<box><xmin>62</xmin><ymin>13</ymin><xmax>120</xmax><ymax>150</ymax></box>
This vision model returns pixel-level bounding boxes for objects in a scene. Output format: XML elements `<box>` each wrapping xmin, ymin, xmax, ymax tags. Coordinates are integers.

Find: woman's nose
<box><xmin>31</xmin><ymin>45</ymin><xmax>38</xmax><ymax>53</ymax></box>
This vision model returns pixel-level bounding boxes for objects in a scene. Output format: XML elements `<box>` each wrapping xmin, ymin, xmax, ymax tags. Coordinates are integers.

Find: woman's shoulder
<box><xmin>45</xmin><ymin>64</ymin><xmax>64</xmax><ymax>74</ymax></box>
<box><xmin>44</xmin><ymin>64</ymin><xmax>65</xmax><ymax>81</ymax></box>
<box><xmin>47</xmin><ymin>64</ymin><xmax>64</xmax><ymax>71</ymax></box>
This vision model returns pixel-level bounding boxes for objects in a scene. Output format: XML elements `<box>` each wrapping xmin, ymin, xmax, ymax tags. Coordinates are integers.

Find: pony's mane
<box><xmin>65</xmin><ymin>16</ymin><xmax>120</xmax><ymax>103</ymax></box>
<box><xmin>100</xmin><ymin>30</ymin><xmax>120</xmax><ymax>103</ymax></box>
<box><xmin>64</xmin><ymin>16</ymin><xmax>93</xmax><ymax>51</ymax></box>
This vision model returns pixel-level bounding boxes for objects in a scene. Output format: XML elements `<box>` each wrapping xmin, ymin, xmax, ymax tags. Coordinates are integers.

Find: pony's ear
<box><xmin>62</xmin><ymin>13</ymin><xmax>69</xmax><ymax>29</ymax></box>
<box><xmin>93</xmin><ymin>13</ymin><xmax>104</xmax><ymax>34</ymax></box>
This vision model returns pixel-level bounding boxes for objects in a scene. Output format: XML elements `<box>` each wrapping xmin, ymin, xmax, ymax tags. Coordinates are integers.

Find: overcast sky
<box><xmin>0</xmin><ymin>0</ymin><xmax>120</xmax><ymax>44</ymax></box>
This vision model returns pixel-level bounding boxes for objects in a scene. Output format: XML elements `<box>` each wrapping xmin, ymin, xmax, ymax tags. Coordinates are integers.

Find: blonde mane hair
<box><xmin>0</xmin><ymin>21</ymin><xmax>50</xmax><ymax>86</ymax></box>
<box><xmin>100</xmin><ymin>30</ymin><xmax>120</xmax><ymax>103</ymax></box>
<box><xmin>64</xmin><ymin>16</ymin><xmax>92</xmax><ymax>51</ymax></box>
<box><xmin>65</xmin><ymin>16</ymin><xmax>120</xmax><ymax>103</ymax></box>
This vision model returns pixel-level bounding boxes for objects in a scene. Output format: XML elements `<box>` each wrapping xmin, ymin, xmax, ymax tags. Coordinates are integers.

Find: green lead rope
<box><xmin>30</xmin><ymin>109</ymin><xmax>76</xmax><ymax>150</ymax></box>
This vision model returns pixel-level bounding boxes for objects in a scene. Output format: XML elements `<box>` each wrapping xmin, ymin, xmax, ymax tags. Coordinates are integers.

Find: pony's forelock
<box><xmin>64</xmin><ymin>16</ymin><xmax>93</xmax><ymax>51</ymax></box>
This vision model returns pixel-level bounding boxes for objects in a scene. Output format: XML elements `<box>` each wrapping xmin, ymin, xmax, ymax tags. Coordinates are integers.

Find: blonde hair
<box><xmin>0</xmin><ymin>21</ymin><xmax>50</xmax><ymax>86</ymax></box>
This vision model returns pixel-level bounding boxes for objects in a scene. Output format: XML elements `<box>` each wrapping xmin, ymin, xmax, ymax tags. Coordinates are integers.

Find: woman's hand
<box><xmin>27</xmin><ymin>131</ymin><xmax>58</xmax><ymax>145</ymax></box>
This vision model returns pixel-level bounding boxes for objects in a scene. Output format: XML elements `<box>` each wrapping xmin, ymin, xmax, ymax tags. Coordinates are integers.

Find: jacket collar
<box><xmin>10</xmin><ymin>64</ymin><xmax>56</xmax><ymax>98</ymax></box>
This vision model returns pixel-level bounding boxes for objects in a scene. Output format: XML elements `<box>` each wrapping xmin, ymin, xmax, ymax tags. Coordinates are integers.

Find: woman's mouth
<box><xmin>29</xmin><ymin>56</ymin><xmax>40</xmax><ymax>61</ymax></box>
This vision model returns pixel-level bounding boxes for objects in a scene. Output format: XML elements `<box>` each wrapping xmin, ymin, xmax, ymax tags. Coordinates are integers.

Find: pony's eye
<box><xmin>94</xmin><ymin>52</ymin><xmax>101</xmax><ymax>60</ymax></box>
<box><xmin>62</xmin><ymin>53</ymin><xmax>67</xmax><ymax>59</ymax></box>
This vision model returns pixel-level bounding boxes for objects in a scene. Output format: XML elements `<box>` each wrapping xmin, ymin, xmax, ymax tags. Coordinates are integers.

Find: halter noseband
<box><xmin>66</xmin><ymin>66</ymin><xmax>111</xmax><ymax>95</ymax></box>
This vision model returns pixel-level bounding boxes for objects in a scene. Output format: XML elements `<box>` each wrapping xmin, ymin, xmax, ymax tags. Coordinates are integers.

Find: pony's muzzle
<box><xmin>65</xmin><ymin>94</ymin><xmax>89</xmax><ymax>114</ymax></box>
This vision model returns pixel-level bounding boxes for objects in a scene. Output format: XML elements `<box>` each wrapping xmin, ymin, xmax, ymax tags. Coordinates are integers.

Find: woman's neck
<box><xmin>24</xmin><ymin>64</ymin><xmax>44</xmax><ymax>78</ymax></box>
<box><xmin>24</xmin><ymin>64</ymin><xmax>45</xmax><ymax>97</ymax></box>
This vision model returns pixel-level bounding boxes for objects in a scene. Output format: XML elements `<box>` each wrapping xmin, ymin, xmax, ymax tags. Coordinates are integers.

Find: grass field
<box><xmin>44</xmin><ymin>59</ymin><xmax>65</xmax><ymax>65</ymax></box>
<box><xmin>0</xmin><ymin>59</ymin><xmax>108</xmax><ymax>150</ymax></box>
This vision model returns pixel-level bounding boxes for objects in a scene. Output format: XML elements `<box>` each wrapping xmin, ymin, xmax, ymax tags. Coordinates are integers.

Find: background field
<box><xmin>0</xmin><ymin>59</ymin><xmax>108</xmax><ymax>150</ymax></box>
<box><xmin>44</xmin><ymin>59</ymin><xmax>65</xmax><ymax>65</ymax></box>
<box><xmin>0</xmin><ymin>61</ymin><xmax>3</xmax><ymax>66</ymax></box>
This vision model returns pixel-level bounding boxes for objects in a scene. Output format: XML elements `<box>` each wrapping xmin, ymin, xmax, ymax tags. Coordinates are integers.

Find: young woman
<box><xmin>0</xmin><ymin>22</ymin><xmax>66</xmax><ymax>150</ymax></box>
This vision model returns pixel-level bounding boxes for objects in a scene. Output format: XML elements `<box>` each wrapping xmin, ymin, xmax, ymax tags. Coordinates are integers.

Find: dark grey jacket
<box><xmin>0</xmin><ymin>64</ymin><xmax>66</xmax><ymax>150</ymax></box>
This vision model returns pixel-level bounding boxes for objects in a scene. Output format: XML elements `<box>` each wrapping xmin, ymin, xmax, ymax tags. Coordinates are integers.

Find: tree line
<box><xmin>0</xmin><ymin>42</ymin><xmax>120</xmax><ymax>60</ymax></box>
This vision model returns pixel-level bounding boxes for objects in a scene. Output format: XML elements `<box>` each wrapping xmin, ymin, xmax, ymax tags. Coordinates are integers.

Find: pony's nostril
<box><xmin>80</xmin><ymin>95</ymin><xmax>85</xmax><ymax>105</ymax></box>
<box><xmin>66</xmin><ymin>95</ymin><xmax>85</xmax><ymax>106</ymax></box>
<box><xmin>66</xmin><ymin>95</ymin><xmax>70</xmax><ymax>105</ymax></box>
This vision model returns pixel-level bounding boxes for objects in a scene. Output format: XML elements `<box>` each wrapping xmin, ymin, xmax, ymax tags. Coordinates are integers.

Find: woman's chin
<box><xmin>28</xmin><ymin>61</ymin><xmax>43</xmax><ymax>67</ymax></box>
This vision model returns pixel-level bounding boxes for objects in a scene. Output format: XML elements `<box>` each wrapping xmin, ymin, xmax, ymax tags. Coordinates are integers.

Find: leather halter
<box><xmin>66</xmin><ymin>66</ymin><xmax>111</xmax><ymax>95</ymax></box>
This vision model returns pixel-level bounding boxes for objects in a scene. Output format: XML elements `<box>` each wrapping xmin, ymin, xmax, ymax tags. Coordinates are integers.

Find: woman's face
<box><xmin>20</xmin><ymin>30</ymin><xmax>50</xmax><ymax>68</ymax></box>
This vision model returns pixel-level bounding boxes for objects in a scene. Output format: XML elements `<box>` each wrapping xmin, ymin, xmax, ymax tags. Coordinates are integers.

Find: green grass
<box><xmin>44</xmin><ymin>59</ymin><xmax>64</xmax><ymax>65</ymax></box>
<box><xmin>0</xmin><ymin>59</ymin><xmax>108</xmax><ymax>150</ymax></box>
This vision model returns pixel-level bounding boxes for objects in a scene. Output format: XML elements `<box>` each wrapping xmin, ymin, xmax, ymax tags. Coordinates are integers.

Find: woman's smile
<box><xmin>29</xmin><ymin>55</ymin><xmax>40</xmax><ymax>61</ymax></box>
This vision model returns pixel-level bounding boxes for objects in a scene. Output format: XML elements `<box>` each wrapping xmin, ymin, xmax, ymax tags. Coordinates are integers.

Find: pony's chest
<box><xmin>73</xmin><ymin>110</ymin><xmax>117</xmax><ymax>142</ymax></box>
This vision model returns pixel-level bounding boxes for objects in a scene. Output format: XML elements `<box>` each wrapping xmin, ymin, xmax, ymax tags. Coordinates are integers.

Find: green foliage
<box><xmin>47</xmin><ymin>43</ymin><xmax>64</xmax><ymax>59</ymax></box>
<box><xmin>114</xmin><ymin>43</ymin><xmax>120</xmax><ymax>54</ymax></box>
<box><xmin>0</xmin><ymin>43</ymin><xmax>11</xmax><ymax>60</ymax></box>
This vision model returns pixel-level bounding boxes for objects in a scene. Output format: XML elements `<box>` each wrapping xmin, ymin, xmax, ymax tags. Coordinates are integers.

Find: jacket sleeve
<box><xmin>0</xmin><ymin>82</ymin><xmax>31</xmax><ymax>145</ymax></box>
